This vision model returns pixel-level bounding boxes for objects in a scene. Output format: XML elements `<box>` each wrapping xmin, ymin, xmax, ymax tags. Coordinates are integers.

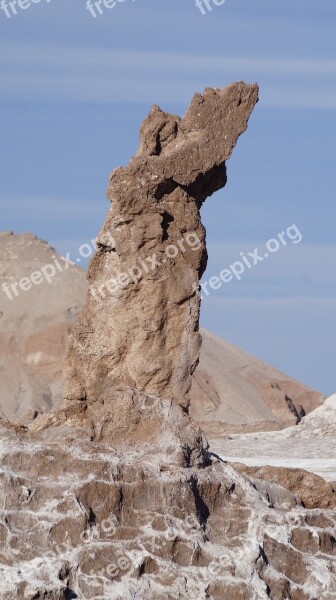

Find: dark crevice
<box><xmin>297</xmin><ymin>403</ymin><xmax>306</xmax><ymax>420</ymax></box>
<box><xmin>284</xmin><ymin>394</ymin><xmax>304</xmax><ymax>424</ymax></box>
<box><xmin>154</xmin><ymin>131</ymin><xmax>162</xmax><ymax>155</ymax></box>
<box><xmin>199</xmin><ymin>247</ymin><xmax>208</xmax><ymax>279</ymax></box>
<box><xmin>208</xmin><ymin>451</ymin><xmax>227</xmax><ymax>465</ymax></box>
<box><xmin>181</xmin><ymin>163</ymin><xmax>227</xmax><ymax>206</ymax></box>
<box><xmin>160</xmin><ymin>211</ymin><xmax>174</xmax><ymax>241</ymax></box>
<box><xmin>154</xmin><ymin>178</ymin><xmax>178</xmax><ymax>201</ymax></box>
<box><xmin>189</xmin><ymin>475</ymin><xmax>210</xmax><ymax>528</ymax></box>
<box><xmin>259</xmin><ymin>544</ymin><xmax>269</xmax><ymax>566</ymax></box>
<box><xmin>64</xmin><ymin>589</ymin><xmax>78</xmax><ymax>599</ymax></box>
<box><xmin>97</xmin><ymin>242</ymin><xmax>116</xmax><ymax>253</ymax></box>
<box><xmin>88</xmin><ymin>507</ymin><xmax>96</xmax><ymax>526</ymax></box>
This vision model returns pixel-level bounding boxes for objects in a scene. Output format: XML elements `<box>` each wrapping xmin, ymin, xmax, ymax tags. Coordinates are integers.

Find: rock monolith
<box><xmin>63</xmin><ymin>83</ymin><xmax>259</xmax><ymax>415</ymax></box>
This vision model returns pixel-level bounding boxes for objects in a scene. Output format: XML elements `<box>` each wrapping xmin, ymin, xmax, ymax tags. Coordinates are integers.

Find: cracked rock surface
<box><xmin>1</xmin><ymin>418</ymin><xmax>336</xmax><ymax>599</ymax></box>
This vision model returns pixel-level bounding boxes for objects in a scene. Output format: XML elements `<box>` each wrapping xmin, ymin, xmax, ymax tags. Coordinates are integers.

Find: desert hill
<box><xmin>191</xmin><ymin>329</ymin><xmax>324</xmax><ymax>435</ymax></box>
<box><xmin>0</xmin><ymin>230</ymin><xmax>324</xmax><ymax>431</ymax></box>
<box><xmin>0</xmin><ymin>231</ymin><xmax>87</xmax><ymax>422</ymax></box>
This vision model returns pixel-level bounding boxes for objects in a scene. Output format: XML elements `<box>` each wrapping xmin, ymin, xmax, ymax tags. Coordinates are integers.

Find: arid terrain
<box><xmin>0</xmin><ymin>83</ymin><xmax>335</xmax><ymax>600</ymax></box>
<box><xmin>0</xmin><ymin>232</ymin><xmax>323</xmax><ymax>433</ymax></box>
<box><xmin>0</xmin><ymin>231</ymin><xmax>86</xmax><ymax>423</ymax></box>
<box><xmin>212</xmin><ymin>393</ymin><xmax>336</xmax><ymax>483</ymax></box>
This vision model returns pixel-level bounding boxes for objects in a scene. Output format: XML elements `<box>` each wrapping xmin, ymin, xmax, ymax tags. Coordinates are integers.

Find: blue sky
<box><xmin>0</xmin><ymin>0</ymin><xmax>335</xmax><ymax>394</ymax></box>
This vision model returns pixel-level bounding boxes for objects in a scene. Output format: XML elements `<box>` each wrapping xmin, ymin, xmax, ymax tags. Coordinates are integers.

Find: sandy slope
<box><xmin>0</xmin><ymin>231</ymin><xmax>87</xmax><ymax>422</ymax></box>
<box><xmin>191</xmin><ymin>329</ymin><xmax>324</xmax><ymax>434</ymax></box>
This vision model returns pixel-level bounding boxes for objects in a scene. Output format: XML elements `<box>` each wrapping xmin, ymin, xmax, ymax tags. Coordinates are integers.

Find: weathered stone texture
<box><xmin>63</xmin><ymin>83</ymin><xmax>259</xmax><ymax>411</ymax></box>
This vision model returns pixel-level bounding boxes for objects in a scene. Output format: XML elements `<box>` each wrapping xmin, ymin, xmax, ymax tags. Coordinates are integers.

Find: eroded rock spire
<box><xmin>3</xmin><ymin>85</ymin><xmax>336</xmax><ymax>600</ymax></box>
<box><xmin>63</xmin><ymin>83</ymin><xmax>258</xmax><ymax>415</ymax></box>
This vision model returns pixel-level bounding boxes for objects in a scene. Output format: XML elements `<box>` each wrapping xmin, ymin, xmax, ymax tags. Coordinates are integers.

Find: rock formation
<box><xmin>58</xmin><ymin>82</ymin><xmax>259</xmax><ymax>468</ymax></box>
<box><xmin>1</xmin><ymin>415</ymin><xmax>336</xmax><ymax>599</ymax></box>
<box><xmin>1</xmin><ymin>84</ymin><xmax>336</xmax><ymax>599</ymax></box>
<box><xmin>63</xmin><ymin>83</ymin><xmax>259</xmax><ymax>412</ymax></box>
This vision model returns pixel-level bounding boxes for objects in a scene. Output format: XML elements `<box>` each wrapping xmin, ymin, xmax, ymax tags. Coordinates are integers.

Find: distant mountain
<box><xmin>0</xmin><ymin>231</ymin><xmax>324</xmax><ymax>430</ymax></box>
<box><xmin>0</xmin><ymin>231</ymin><xmax>87</xmax><ymax>423</ymax></box>
<box><xmin>191</xmin><ymin>329</ymin><xmax>324</xmax><ymax>436</ymax></box>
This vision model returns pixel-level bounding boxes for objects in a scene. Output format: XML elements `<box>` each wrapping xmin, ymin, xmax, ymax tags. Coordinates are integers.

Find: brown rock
<box><xmin>263</xmin><ymin>535</ymin><xmax>309</xmax><ymax>585</ymax></box>
<box><xmin>206</xmin><ymin>582</ymin><xmax>250</xmax><ymax>599</ymax></box>
<box><xmin>291</xmin><ymin>527</ymin><xmax>319</xmax><ymax>554</ymax></box>
<box><xmin>261</xmin><ymin>575</ymin><xmax>291</xmax><ymax>600</ymax></box>
<box><xmin>234</xmin><ymin>463</ymin><xmax>336</xmax><ymax>509</ymax></box>
<box><xmin>319</xmin><ymin>531</ymin><xmax>336</xmax><ymax>554</ymax></box>
<box><xmin>63</xmin><ymin>83</ymin><xmax>259</xmax><ymax>414</ymax></box>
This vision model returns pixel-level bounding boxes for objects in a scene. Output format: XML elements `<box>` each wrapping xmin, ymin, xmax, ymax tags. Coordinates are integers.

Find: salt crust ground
<box><xmin>213</xmin><ymin>394</ymin><xmax>336</xmax><ymax>482</ymax></box>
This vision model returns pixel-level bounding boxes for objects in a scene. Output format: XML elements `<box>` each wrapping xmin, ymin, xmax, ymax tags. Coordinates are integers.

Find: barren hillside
<box><xmin>0</xmin><ymin>231</ymin><xmax>324</xmax><ymax>431</ymax></box>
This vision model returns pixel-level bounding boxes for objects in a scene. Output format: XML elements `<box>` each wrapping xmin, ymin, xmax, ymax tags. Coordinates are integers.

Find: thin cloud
<box><xmin>1</xmin><ymin>43</ymin><xmax>336</xmax><ymax>108</ymax></box>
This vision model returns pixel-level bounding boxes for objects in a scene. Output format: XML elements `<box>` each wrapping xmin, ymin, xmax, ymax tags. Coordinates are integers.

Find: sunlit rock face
<box><xmin>63</xmin><ymin>83</ymin><xmax>259</xmax><ymax>412</ymax></box>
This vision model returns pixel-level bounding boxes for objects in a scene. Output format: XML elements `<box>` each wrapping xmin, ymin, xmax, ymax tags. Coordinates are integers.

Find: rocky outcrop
<box><xmin>62</xmin><ymin>83</ymin><xmax>259</xmax><ymax>413</ymax></box>
<box><xmin>1</xmin><ymin>418</ymin><xmax>336</xmax><ymax>600</ymax></box>
<box><xmin>57</xmin><ymin>83</ymin><xmax>258</xmax><ymax>468</ymax></box>
<box><xmin>233</xmin><ymin>463</ymin><xmax>336</xmax><ymax>509</ymax></box>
